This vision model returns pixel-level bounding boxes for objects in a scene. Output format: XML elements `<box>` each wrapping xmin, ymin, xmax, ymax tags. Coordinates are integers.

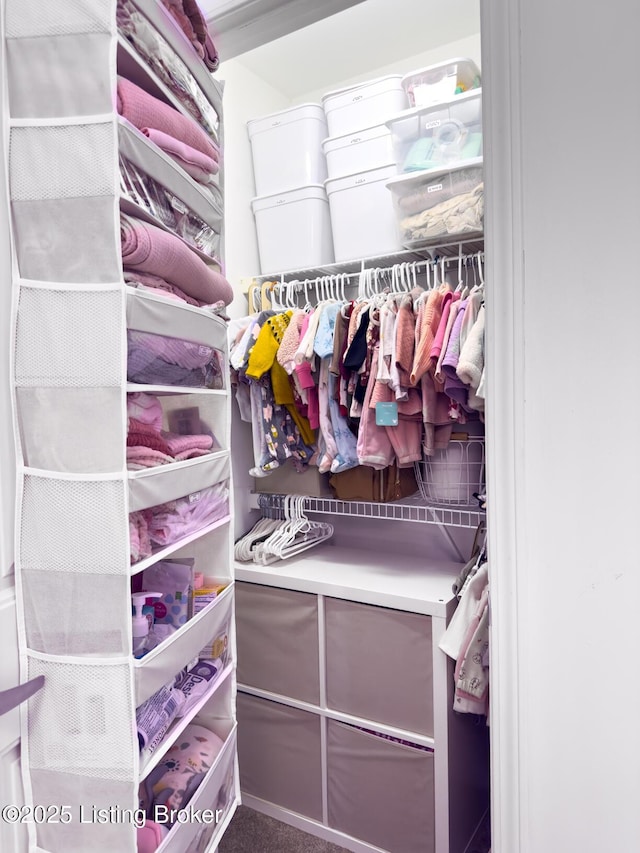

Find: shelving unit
<box><xmin>5</xmin><ymin>2</ymin><xmax>238</xmax><ymax>852</ymax></box>
<box><xmin>233</xmin><ymin>157</ymin><xmax>487</xmax><ymax>850</ymax></box>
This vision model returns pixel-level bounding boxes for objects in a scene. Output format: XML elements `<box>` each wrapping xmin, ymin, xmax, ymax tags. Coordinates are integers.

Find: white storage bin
<box><xmin>322</xmin><ymin>75</ymin><xmax>408</xmax><ymax>137</ymax></box>
<box><xmin>386</xmin><ymin>89</ymin><xmax>483</xmax><ymax>174</ymax></box>
<box><xmin>401</xmin><ymin>58</ymin><xmax>481</xmax><ymax>108</ymax></box>
<box><xmin>386</xmin><ymin>159</ymin><xmax>484</xmax><ymax>248</ymax></box>
<box><xmin>326</xmin><ymin>164</ymin><xmax>401</xmax><ymax>262</ymax></box>
<box><xmin>251</xmin><ymin>184</ymin><xmax>334</xmax><ymax>273</ymax></box>
<box><xmin>247</xmin><ymin>103</ymin><xmax>328</xmax><ymax>196</ymax></box>
<box><xmin>322</xmin><ymin>123</ymin><xmax>394</xmax><ymax>180</ymax></box>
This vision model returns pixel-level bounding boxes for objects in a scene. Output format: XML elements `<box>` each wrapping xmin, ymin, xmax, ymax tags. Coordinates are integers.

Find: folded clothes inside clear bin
<box><xmin>127</xmin><ymin>329</ymin><xmax>224</xmax><ymax>389</ymax></box>
<box><xmin>129</xmin><ymin>480</ymin><xmax>230</xmax><ymax>564</ymax></box>
<box><xmin>120</xmin><ymin>155</ymin><xmax>221</xmax><ymax>259</ymax></box>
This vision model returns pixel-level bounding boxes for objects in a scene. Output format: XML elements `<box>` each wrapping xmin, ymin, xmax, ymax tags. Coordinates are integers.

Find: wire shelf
<box><xmin>414</xmin><ymin>438</ymin><xmax>485</xmax><ymax>507</ymax></box>
<box><xmin>256</xmin><ymin>491</ymin><xmax>484</xmax><ymax>529</ymax></box>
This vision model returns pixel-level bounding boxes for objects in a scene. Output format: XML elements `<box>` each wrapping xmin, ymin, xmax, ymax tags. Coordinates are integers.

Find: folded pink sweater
<box><xmin>121</xmin><ymin>215</ymin><xmax>233</xmax><ymax>305</ymax></box>
<box><xmin>142</xmin><ymin>127</ymin><xmax>219</xmax><ymax>184</ymax></box>
<box><xmin>117</xmin><ymin>76</ymin><xmax>217</xmax><ymax>160</ymax></box>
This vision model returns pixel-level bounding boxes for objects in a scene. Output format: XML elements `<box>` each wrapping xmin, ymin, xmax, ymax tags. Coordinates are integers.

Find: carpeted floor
<box><xmin>217</xmin><ymin>805</ymin><xmax>491</xmax><ymax>852</ymax></box>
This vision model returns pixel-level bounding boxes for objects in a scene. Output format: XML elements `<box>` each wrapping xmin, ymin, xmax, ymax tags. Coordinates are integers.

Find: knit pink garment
<box><xmin>117</xmin><ymin>76</ymin><xmax>217</xmax><ymax>160</ymax></box>
<box><xmin>120</xmin><ymin>215</ymin><xmax>233</xmax><ymax>305</ymax></box>
<box><xmin>410</xmin><ymin>287</ymin><xmax>447</xmax><ymax>385</ymax></box>
<box><xmin>123</xmin><ymin>271</ymin><xmax>203</xmax><ymax>306</ymax></box>
<box><xmin>141</xmin><ymin>127</ymin><xmax>219</xmax><ymax>183</ymax></box>
<box><xmin>161</xmin><ymin>431</ymin><xmax>215</xmax><ymax>455</ymax></box>
<box><xmin>149</xmin><ymin>483</ymin><xmax>229</xmax><ymax>546</ymax></box>
<box><xmin>127</xmin><ymin>446</ymin><xmax>175</xmax><ymax>469</ymax></box>
<box><xmin>127</xmin><ymin>392</ymin><xmax>164</xmax><ymax>431</ymax></box>
<box><xmin>127</xmin><ymin>330</ymin><xmax>213</xmax><ymax>370</ymax></box>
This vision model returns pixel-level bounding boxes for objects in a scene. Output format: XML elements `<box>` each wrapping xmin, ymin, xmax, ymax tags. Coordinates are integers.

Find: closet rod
<box><xmin>269</xmin><ymin>250</ymin><xmax>485</xmax><ymax>294</ymax></box>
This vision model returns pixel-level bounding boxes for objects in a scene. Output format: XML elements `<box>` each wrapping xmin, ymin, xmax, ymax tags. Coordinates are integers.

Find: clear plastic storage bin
<box><xmin>322</xmin><ymin>75</ymin><xmax>408</xmax><ymax>137</ymax></box>
<box><xmin>247</xmin><ymin>103</ymin><xmax>328</xmax><ymax>196</ymax></box>
<box><xmin>386</xmin><ymin>159</ymin><xmax>484</xmax><ymax>248</ymax></box>
<box><xmin>386</xmin><ymin>89</ymin><xmax>482</xmax><ymax>174</ymax></box>
<box><xmin>401</xmin><ymin>58</ymin><xmax>481</xmax><ymax>108</ymax></box>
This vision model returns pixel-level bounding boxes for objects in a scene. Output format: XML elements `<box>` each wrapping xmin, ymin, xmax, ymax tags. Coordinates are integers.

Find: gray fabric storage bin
<box><xmin>325</xmin><ymin>598</ymin><xmax>434</xmax><ymax>735</ymax></box>
<box><xmin>236</xmin><ymin>693</ymin><xmax>323</xmax><ymax>821</ymax></box>
<box><xmin>327</xmin><ymin>720</ymin><xmax>435</xmax><ymax>853</ymax></box>
<box><xmin>235</xmin><ymin>582</ymin><xmax>320</xmax><ymax>704</ymax></box>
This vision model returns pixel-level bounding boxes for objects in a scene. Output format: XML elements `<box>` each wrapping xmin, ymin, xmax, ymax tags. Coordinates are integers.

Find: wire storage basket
<box><xmin>415</xmin><ymin>435</ymin><xmax>485</xmax><ymax>506</ymax></box>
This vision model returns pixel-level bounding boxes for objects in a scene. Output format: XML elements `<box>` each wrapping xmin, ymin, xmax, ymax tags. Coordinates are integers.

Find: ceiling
<box><xmin>200</xmin><ymin>0</ymin><xmax>481</xmax><ymax>97</ymax></box>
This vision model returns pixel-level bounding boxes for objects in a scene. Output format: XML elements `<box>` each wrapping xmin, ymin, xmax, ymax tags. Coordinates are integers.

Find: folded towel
<box><xmin>117</xmin><ymin>76</ymin><xmax>217</xmax><ymax>160</ymax></box>
<box><xmin>141</xmin><ymin>127</ymin><xmax>219</xmax><ymax>184</ymax></box>
<box><xmin>120</xmin><ymin>214</ymin><xmax>233</xmax><ymax>305</ymax></box>
<box><xmin>130</xmin><ymin>510</ymin><xmax>153</xmax><ymax>563</ymax></box>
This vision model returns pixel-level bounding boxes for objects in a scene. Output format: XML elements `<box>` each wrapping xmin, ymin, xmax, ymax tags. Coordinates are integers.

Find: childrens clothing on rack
<box><xmin>230</xmin><ymin>268</ymin><xmax>486</xmax><ymax>487</ymax></box>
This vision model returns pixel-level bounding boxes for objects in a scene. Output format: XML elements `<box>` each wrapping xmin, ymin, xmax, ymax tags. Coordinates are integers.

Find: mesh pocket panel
<box><xmin>20</xmin><ymin>474</ymin><xmax>128</xmax><ymax>574</ymax></box>
<box><xmin>14</xmin><ymin>288</ymin><xmax>123</xmax><ymax>387</ymax></box>
<box><xmin>5</xmin><ymin>0</ymin><xmax>112</xmax><ymax>38</ymax></box>
<box><xmin>22</xmin><ymin>570</ymin><xmax>130</xmax><ymax>656</ymax></box>
<box><xmin>10</xmin><ymin>123</ymin><xmax>115</xmax><ymax>201</ymax></box>
<box><xmin>26</xmin><ymin>656</ymin><xmax>136</xmax><ymax>781</ymax></box>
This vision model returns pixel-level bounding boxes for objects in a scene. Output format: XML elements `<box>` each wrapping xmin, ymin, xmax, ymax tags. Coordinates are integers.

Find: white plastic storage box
<box><xmin>386</xmin><ymin>159</ymin><xmax>484</xmax><ymax>248</ymax></box>
<box><xmin>322</xmin><ymin>123</ymin><xmax>394</xmax><ymax>181</ymax></box>
<box><xmin>247</xmin><ymin>103</ymin><xmax>328</xmax><ymax>196</ymax></box>
<box><xmin>401</xmin><ymin>58</ymin><xmax>481</xmax><ymax>108</ymax></box>
<box><xmin>386</xmin><ymin>89</ymin><xmax>482</xmax><ymax>174</ymax></box>
<box><xmin>322</xmin><ymin>75</ymin><xmax>408</xmax><ymax>138</ymax></box>
<box><xmin>251</xmin><ymin>185</ymin><xmax>334</xmax><ymax>273</ymax></box>
<box><xmin>325</xmin><ymin>164</ymin><xmax>401</xmax><ymax>262</ymax></box>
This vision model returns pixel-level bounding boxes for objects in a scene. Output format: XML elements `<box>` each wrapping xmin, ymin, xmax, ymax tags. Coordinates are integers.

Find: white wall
<box><xmin>483</xmin><ymin>0</ymin><xmax>640</xmax><ymax>851</ymax></box>
<box><xmin>220</xmin><ymin>31</ymin><xmax>481</xmax><ymax>315</ymax></box>
<box><xmin>296</xmin><ymin>33</ymin><xmax>481</xmax><ymax>104</ymax></box>
<box><xmin>217</xmin><ymin>59</ymin><xmax>290</xmax><ymax>318</ymax></box>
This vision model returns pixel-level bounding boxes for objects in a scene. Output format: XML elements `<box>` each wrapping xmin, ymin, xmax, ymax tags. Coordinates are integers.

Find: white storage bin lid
<box><xmin>385</xmin><ymin>156</ymin><xmax>484</xmax><ymax>193</ymax></box>
<box><xmin>326</xmin><ymin>163</ymin><xmax>397</xmax><ymax>196</ymax></box>
<box><xmin>384</xmin><ymin>88</ymin><xmax>483</xmax><ymax>132</ymax></box>
<box><xmin>251</xmin><ymin>184</ymin><xmax>328</xmax><ymax>213</ymax></box>
<box><xmin>322</xmin><ymin>123</ymin><xmax>391</xmax><ymax>156</ymax></box>
<box><xmin>322</xmin><ymin>75</ymin><xmax>404</xmax><ymax>109</ymax></box>
<box><xmin>247</xmin><ymin>103</ymin><xmax>326</xmax><ymax>136</ymax></box>
<box><xmin>401</xmin><ymin>58</ymin><xmax>481</xmax><ymax>105</ymax></box>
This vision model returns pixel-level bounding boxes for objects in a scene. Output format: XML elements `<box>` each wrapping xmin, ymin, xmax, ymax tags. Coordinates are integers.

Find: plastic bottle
<box><xmin>132</xmin><ymin>592</ymin><xmax>161</xmax><ymax>657</ymax></box>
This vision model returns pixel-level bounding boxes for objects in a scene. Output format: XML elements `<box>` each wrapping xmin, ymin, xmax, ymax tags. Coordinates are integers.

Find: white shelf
<box><xmin>128</xmin><ymin>450</ymin><xmax>229</xmax><ymax>512</ymax></box>
<box><xmin>244</xmin><ymin>240</ymin><xmax>485</xmax><ymax>286</ymax></box>
<box><xmin>235</xmin><ymin>542</ymin><xmax>461</xmax><ymax>617</ymax></box>
<box><xmin>118</xmin><ymin>116</ymin><xmax>222</xmax><ymax>227</ymax></box>
<box><xmin>134</xmin><ymin>584</ymin><xmax>233</xmax><ymax>706</ymax></box>
<box><xmin>131</xmin><ymin>514</ymin><xmax>231</xmax><ymax>575</ymax></box>
<box><xmin>253</xmin><ymin>491</ymin><xmax>484</xmax><ymax>529</ymax></box>
<box><xmin>126</xmin><ymin>383</ymin><xmax>227</xmax><ymax>396</ymax></box>
<box><xmin>139</xmin><ymin>661</ymin><xmax>233</xmax><ymax>782</ymax></box>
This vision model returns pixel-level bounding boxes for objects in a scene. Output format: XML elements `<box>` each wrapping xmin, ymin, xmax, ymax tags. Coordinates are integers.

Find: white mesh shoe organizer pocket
<box><xmin>21</xmin><ymin>571</ymin><xmax>131</xmax><ymax>656</ymax></box>
<box><xmin>17</xmin><ymin>387</ymin><xmax>125</xmax><ymax>474</ymax></box>
<box><xmin>9</xmin><ymin>122</ymin><xmax>119</xmax><ymax>282</ymax></box>
<box><xmin>19</xmin><ymin>472</ymin><xmax>129</xmax><ymax>574</ymax></box>
<box><xmin>5</xmin><ymin>0</ymin><xmax>114</xmax><ymax>120</ymax></box>
<box><xmin>25</xmin><ymin>653</ymin><xmax>137</xmax><ymax>853</ymax></box>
